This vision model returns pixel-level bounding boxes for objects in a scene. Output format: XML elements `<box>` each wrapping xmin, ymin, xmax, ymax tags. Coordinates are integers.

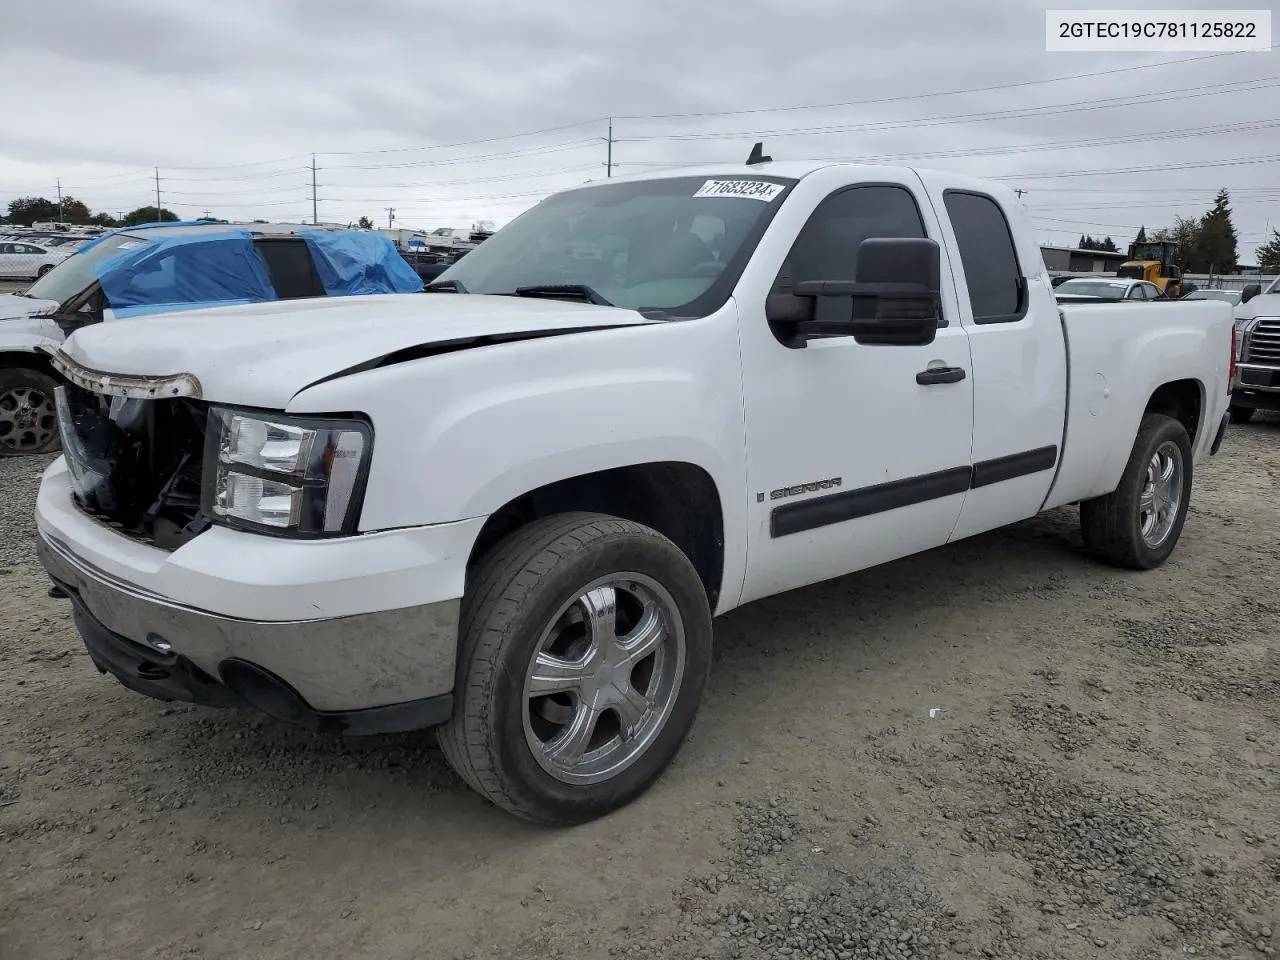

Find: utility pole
<box><xmin>385</xmin><ymin>207</ymin><xmax>395</xmax><ymax>229</ymax></box>
<box><xmin>1014</xmin><ymin>188</ymin><xmax>1027</xmax><ymax>199</ymax></box>
<box><xmin>56</xmin><ymin>178</ymin><xmax>63</xmax><ymax>222</ymax></box>
<box><xmin>311</xmin><ymin>154</ymin><xmax>318</xmax><ymax>225</ymax></box>
<box><xmin>606</xmin><ymin>118</ymin><xmax>613</xmax><ymax>178</ymax></box>
<box><xmin>154</xmin><ymin>167</ymin><xmax>162</xmax><ymax>220</ymax></box>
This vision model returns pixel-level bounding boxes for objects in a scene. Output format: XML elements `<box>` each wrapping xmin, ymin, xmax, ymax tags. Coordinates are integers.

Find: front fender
<box><xmin>292</xmin><ymin>313</ymin><xmax>750</xmax><ymax>604</ymax></box>
<box><xmin>0</xmin><ymin>316</ymin><xmax>62</xmax><ymax>359</ymax></box>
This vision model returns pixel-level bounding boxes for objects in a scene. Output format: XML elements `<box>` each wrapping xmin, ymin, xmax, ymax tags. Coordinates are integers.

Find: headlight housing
<box><xmin>202</xmin><ymin>407</ymin><xmax>372</xmax><ymax>537</ymax></box>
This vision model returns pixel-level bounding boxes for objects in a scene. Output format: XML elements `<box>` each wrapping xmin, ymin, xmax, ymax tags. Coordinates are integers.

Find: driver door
<box><xmin>736</xmin><ymin>175</ymin><xmax>975</xmax><ymax>604</ymax></box>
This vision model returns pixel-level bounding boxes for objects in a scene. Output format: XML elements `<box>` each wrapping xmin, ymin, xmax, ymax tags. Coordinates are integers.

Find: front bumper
<box><xmin>36</xmin><ymin>458</ymin><xmax>484</xmax><ymax>730</ymax></box>
<box><xmin>1231</xmin><ymin>364</ymin><xmax>1280</xmax><ymax>412</ymax></box>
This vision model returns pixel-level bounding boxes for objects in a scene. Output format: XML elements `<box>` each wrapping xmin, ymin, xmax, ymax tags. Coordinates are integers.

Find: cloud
<box><xmin>2</xmin><ymin>0</ymin><xmax>1277</xmax><ymax>258</ymax></box>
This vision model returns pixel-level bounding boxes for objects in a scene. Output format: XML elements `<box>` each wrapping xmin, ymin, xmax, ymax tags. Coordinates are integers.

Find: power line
<box><xmin>613</xmin><ymin>47</ymin><xmax>1277</xmax><ymax>122</ymax></box>
<box><xmin>7</xmin><ymin>46</ymin><xmax>1275</xmax><ymax>193</ymax></box>
<box><xmin>615</xmin><ymin>77</ymin><xmax>1280</xmax><ymax>144</ymax></box>
<box><xmin>999</xmin><ymin>152</ymin><xmax>1280</xmax><ymax>181</ymax></box>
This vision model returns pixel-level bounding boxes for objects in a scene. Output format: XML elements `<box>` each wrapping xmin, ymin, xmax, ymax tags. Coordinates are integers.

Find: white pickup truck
<box><xmin>35</xmin><ymin>160</ymin><xmax>1235</xmax><ymax>825</ymax></box>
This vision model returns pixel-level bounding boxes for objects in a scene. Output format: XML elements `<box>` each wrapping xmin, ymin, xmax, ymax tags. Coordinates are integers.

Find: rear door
<box><xmin>916</xmin><ymin>173</ymin><xmax>1068</xmax><ymax>543</ymax></box>
<box><xmin>253</xmin><ymin>238</ymin><xmax>325</xmax><ymax>300</ymax></box>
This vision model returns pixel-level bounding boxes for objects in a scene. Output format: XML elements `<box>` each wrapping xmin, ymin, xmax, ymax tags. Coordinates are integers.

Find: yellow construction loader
<box><xmin>1117</xmin><ymin>241</ymin><xmax>1184</xmax><ymax>298</ymax></box>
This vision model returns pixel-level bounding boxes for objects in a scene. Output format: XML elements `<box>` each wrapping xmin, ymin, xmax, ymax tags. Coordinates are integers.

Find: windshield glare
<box><xmin>1266</xmin><ymin>276</ymin><xmax>1280</xmax><ymax>295</ymax></box>
<box><xmin>25</xmin><ymin>234</ymin><xmax>149</xmax><ymax>306</ymax></box>
<box><xmin>435</xmin><ymin>175</ymin><xmax>795</xmax><ymax>314</ymax></box>
<box><xmin>1058</xmin><ymin>280</ymin><xmax>1127</xmax><ymax>298</ymax></box>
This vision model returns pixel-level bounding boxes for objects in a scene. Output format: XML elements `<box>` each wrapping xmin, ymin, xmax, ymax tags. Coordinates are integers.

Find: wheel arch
<box><xmin>465</xmin><ymin>461</ymin><xmax>728</xmax><ymax>612</ymax></box>
<box><xmin>1143</xmin><ymin>377</ymin><xmax>1205</xmax><ymax>443</ymax></box>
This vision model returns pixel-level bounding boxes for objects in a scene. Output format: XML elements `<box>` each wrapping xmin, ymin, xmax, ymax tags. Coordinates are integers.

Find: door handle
<box><xmin>916</xmin><ymin>365</ymin><xmax>966</xmax><ymax>385</ymax></box>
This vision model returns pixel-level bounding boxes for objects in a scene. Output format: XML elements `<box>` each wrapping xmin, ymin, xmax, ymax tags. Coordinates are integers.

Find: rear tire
<box><xmin>1080</xmin><ymin>413</ymin><xmax>1193</xmax><ymax>570</ymax></box>
<box><xmin>36</xmin><ymin>263</ymin><xmax>54</xmax><ymax>278</ymax></box>
<box><xmin>438</xmin><ymin>511</ymin><xmax>713</xmax><ymax>826</ymax></box>
<box><xmin>1228</xmin><ymin>404</ymin><xmax>1255</xmax><ymax>424</ymax></box>
<box><xmin>0</xmin><ymin>367</ymin><xmax>63</xmax><ymax>457</ymax></box>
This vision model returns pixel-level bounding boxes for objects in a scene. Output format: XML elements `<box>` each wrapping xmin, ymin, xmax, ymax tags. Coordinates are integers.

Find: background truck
<box><xmin>1117</xmin><ymin>240</ymin><xmax>1185</xmax><ymax>298</ymax></box>
<box><xmin>36</xmin><ymin>159</ymin><xmax>1234</xmax><ymax>826</ymax></box>
<box><xmin>1228</xmin><ymin>276</ymin><xmax>1280</xmax><ymax>422</ymax></box>
<box><xmin>0</xmin><ymin>221</ymin><xmax>423</xmax><ymax>456</ymax></box>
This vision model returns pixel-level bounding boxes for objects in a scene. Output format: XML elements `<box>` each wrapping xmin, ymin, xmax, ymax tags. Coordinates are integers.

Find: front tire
<box><xmin>438</xmin><ymin>512</ymin><xmax>713</xmax><ymax>825</ymax></box>
<box><xmin>0</xmin><ymin>367</ymin><xmax>62</xmax><ymax>457</ymax></box>
<box><xmin>1229</xmin><ymin>404</ymin><xmax>1255</xmax><ymax>424</ymax></box>
<box><xmin>1080</xmin><ymin>413</ymin><xmax>1193</xmax><ymax>570</ymax></box>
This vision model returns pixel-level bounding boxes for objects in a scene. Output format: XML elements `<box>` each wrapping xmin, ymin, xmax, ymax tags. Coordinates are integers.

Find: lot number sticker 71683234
<box><xmin>692</xmin><ymin>179</ymin><xmax>786</xmax><ymax>202</ymax></box>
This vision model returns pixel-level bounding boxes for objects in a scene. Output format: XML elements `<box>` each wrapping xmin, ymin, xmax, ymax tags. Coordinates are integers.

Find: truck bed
<box><xmin>1044</xmin><ymin>298</ymin><xmax>1234</xmax><ymax>510</ymax></box>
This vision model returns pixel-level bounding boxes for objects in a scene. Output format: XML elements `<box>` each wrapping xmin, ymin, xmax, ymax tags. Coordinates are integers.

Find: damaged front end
<box><xmin>53</xmin><ymin>357</ymin><xmax>210</xmax><ymax>551</ymax></box>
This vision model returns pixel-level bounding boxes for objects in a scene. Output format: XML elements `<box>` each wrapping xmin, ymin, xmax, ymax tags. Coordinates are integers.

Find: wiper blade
<box><xmin>512</xmin><ymin>284</ymin><xmax>612</xmax><ymax>306</ymax></box>
<box><xmin>425</xmin><ymin>279</ymin><xmax>467</xmax><ymax>293</ymax></box>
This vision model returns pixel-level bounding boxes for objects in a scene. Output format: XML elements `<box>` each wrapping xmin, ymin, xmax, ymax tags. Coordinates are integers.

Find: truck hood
<box><xmin>1235</xmin><ymin>292</ymin><xmax>1280</xmax><ymax>321</ymax></box>
<box><xmin>0</xmin><ymin>293</ymin><xmax>60</xmax><ymax>321</ymax></box>
<box><xmin>56</xmin><ymin>292</ymin><xmax>660</xmax><ymax>409</ymax></box>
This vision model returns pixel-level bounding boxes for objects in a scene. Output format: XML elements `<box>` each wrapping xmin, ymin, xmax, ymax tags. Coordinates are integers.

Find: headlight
<box><xmin>203</xmin><ymin>407</ymin><xmax>372</xmax><ymax>537</ymax></box>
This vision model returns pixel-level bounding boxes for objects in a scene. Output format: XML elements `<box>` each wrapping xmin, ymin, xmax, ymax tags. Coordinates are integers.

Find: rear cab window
<box><xmin>253</xmin><ymin>238</ymin><xmax>325</xmax><ymax>300</ymax></box>
<box><xmin>943</xmin><ymin>191</ymin><xmax>1026</xmax><ymax>324</ymax></box>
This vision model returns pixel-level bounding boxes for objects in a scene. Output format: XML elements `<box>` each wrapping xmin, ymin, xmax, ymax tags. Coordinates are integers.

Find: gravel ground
<box><xmin>0</xmin><ymin>279</ymin><xmax>32</xmax><ymax>295</ymax></box>
<box><xmin>2</xmin><ymin>420</ymin><xmax>1278</xmax><ymax>960</ymax></box>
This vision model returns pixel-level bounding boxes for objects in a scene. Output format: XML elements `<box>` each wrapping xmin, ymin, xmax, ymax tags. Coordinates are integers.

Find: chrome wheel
<box><xmin>1139</xmin><ymin>440</ymin><xmax>1183</xmax><ymax>549</ymax></box>
<box><xmin>0</xmin><ymin>384</ymin><xmax>58</xmax><ymax>453</ymax></box>
<box><xmin>522</xmin><ymin>573</ymin><xmax>687</xmax><ymax>786</ymax></box>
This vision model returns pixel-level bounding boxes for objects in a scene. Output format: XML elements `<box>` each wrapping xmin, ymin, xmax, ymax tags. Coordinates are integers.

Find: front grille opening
<box><xmin>1243</xmin><ymin>318</ymin><xmax>1280</xmax><ymax>365</ymax></box>
<box><xmin>59</xmin><ymin>383</ymin><xmax>210</xmax><ymax>551</ymax></box>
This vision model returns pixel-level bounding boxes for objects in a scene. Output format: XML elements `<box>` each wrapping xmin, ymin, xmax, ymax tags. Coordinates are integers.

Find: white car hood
<box><xmin>0</xmin><ymin>293</ymin><xmax>60</xmax><ymax>321</ymax></box>
<box><xmin>1235</xmin><ymin>292</ymin><xmax>1280</xmax><ymax>321</ymax></box>
<box><xmin>57</xmin><ymin>292</ymin><xmax>659</xmax><ymax>409</ymax></box>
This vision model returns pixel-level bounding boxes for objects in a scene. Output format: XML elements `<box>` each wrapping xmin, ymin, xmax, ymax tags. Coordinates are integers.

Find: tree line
<box><xmin>1140</xmin><ymin>189</ymin><xmax>1279</xmax><ymax>274</ymax></box>
<box><xmin>2</xmin><ymin>196</ymin><xmax>182</xmax><ymax>228</ymax></box>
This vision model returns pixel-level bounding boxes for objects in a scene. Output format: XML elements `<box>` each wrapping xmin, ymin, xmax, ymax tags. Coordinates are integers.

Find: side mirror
<box><xmin>767</xmin><ymin>237</ymin><xmax>943</xmax><ymax>347</ymax></box>
<box><xmin>1241</xmin><ymin>283</ymin><xmax>1261</xmax><ymax>304</ymax></box>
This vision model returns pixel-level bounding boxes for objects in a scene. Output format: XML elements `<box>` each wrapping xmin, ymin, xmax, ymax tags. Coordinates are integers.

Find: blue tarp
<box><xmin>96</xmin><ymin>230</ymin><xmax>278</xmax><ymax>319</ymax></box>
<box><xmin>300</xmin><ymin>229</ymin><xmax>424</xmax><ymax>296</ymax></box>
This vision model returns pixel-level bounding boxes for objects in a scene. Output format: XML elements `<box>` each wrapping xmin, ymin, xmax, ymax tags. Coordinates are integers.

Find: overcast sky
<box><xmin>2</xmin><ymin>0</ymin><xmax>1278</xmax><ymax>260</ymax></box>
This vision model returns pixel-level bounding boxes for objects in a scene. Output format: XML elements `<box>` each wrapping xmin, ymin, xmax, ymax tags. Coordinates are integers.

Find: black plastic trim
<box><xmin>771</xmin><ymin>465</ymin><xmax>971</xmax><ymax>538</ymax></box>
<box><xmin>971</xmin><ymin>445</ymin><xmax>1059</xmax><ymax>489</ymax></box>
<box><xmin>53</xmin><ymin>573</ymin><xmax>242</xmax><ymax>708</ymax></box>
<box><xmin>1210</xmin><ymin>412</ymin><xmax>1229</xmax><ymax>456</ymax></box>
<box><xmin>770</xmin><ymin>445</ymin><xmax>1060</xmax><ymax>538</ymax></box>
<box><xmin>216</xmin><ymin>658</ymin><xmax>453</xmax><ymax>735</ymax></box>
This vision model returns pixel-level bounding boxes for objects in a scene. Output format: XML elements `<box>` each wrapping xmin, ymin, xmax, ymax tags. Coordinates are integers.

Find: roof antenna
<box><xmin>745</xmin><ymin>141</ymin><xmax>772</xmax><ymax>166</ymax></box>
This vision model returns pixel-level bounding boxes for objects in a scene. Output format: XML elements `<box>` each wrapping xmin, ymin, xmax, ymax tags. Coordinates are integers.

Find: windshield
<box><xmin>1128</xmin><ymin>243</ymin><xmax>1169</xmax><ymax>261</ymax></box>
<box><xmin>1057</xmin><ymin>280</ymin><xmax>1128</xmax><ymax>299</ymax></box>
<box><xmin>25</xmin><ymin>234</ymin><xmax>150</xmax><ymax>306</ymax></box>
<box><xmin>434</xmin><ymin>174</ymin><xmax>796</xmax><ymax>315</ymax></box>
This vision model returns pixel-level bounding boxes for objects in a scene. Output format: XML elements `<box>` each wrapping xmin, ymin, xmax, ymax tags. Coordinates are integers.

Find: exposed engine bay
<box><xmin>56</xmin><ymin>383</ymin><xmax>209</xmax><ymax>550</ymax></box>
